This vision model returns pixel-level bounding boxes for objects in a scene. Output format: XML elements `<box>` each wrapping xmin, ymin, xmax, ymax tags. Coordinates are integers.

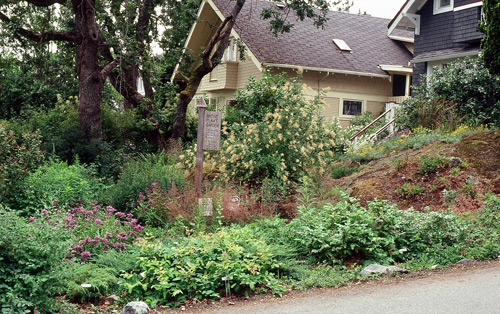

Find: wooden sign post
<box><xmin>195</xmin><ymin>98</ymin><xmax>207</xmax><ymax>198</ymax></box>
<box><xmin>194</xmin><ymin>98</ymin><xmax>222</xmax><ymax>201</ymax></box>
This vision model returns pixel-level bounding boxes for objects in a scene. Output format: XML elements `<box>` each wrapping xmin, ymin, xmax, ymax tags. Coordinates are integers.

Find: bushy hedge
<box><xmin>19</xmin><ymin>159</ymin><xmax>105</xmax><ymax>214</ymax></box>
<box><xmin>288</xmin><ymin>197</ymin><xmax>500</xmax><ymax>265</ymax></box>
<box><xmin>0</xmin><ymin>123</ymin><xmax>45</xmax><ymax>208</ymax></box>
<box><xmin>399</xmin><ymin>58</ymin><xmax>500</xmax><ymax>129</ymax></box>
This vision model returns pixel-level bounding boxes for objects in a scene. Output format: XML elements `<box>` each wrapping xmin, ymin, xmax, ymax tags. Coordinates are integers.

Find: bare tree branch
<box><xmin>101</xmin><ymin>60</ymin><xmax>117</xmax><ymax>80</ymax></box>
<box><xmin>0</xmin><ymin>11</ymin><xmax>75</xmax><ymax>42</ymax></box>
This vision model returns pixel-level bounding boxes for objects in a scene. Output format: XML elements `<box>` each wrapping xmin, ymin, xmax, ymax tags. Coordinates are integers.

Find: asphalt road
<box><xmin>180</xmin><ymin>262</ymin><xmax>500</xmax><ymax>314</ymax></box>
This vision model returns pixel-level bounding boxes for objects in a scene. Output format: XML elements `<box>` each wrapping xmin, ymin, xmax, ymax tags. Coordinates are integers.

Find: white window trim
<box><xmin>339</xmin><ymin>99</ymin><xmax>365</xmax><ymax>118</ymax></box>
<box><xmin>433</xmin><ymin>0</ymin><xmax>454</xmax><ymax>15</ymax></box>
<box><xmin>223</xmin><ymin>39</ymin><xmax>238</xmax><ymax>62</ymax></box>
<box><xmin>454</xmin><ymin>1</ymin><xmax>482</xmax><ymax>12</ymax></box>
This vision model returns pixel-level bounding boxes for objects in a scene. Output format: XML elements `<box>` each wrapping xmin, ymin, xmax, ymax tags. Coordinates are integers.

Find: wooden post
<box><xmin>195</xmin><ymin>98</ymin><xmax>207</xmax><ymax>198</ymax></box>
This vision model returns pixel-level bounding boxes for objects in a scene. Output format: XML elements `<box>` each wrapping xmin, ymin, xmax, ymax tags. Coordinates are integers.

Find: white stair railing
<box><xmin>350</xmin><ymin>102</ymin><xmax>398</xmax><ymax>149</ymax></box>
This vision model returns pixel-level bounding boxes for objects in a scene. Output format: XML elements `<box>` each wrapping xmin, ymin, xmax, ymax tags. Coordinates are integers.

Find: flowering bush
<box><xmin>180</xmin><ymin>74</ymin><xmax>336</xmax><ymax>187</ymax></box>
<box><xmin>33</xmin><ymin>203</ymin><xmax>144</xmax><ymax>262</ymax></box>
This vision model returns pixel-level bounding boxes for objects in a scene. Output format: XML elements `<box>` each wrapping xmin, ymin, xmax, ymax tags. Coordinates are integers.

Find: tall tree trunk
<box><xmin>170</xmin><ymin>0</ymin><xmax>245</xmax><ymax>141</ymax></box>
<box><xmin>73</xmin><ymin>0</ymin><xmax>104</xmax><ymax>141</ymax></box>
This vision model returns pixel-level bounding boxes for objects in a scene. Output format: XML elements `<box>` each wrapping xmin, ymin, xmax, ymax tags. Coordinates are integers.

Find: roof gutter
<box><xmin>262</xmin><ymin>63</ymin><xmax>390</xmax><ymax>79</ymax></box>
<box><xmin>411</xmin><ymin>50</ymin><xmax>481</xmax><ymax>63</ymax></box>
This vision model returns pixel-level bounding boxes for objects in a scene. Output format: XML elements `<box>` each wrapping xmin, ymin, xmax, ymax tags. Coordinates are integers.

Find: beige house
<box><xmin>173</xmin><ymin>0</ymin><xmax>414</xmax><ymax>127</ymax></box>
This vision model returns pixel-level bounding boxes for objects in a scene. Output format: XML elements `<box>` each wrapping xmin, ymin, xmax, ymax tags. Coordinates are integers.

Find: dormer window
<box><xmin>434</xmin><ymin>0</ymin><xmax>454</xmax><ymax>14</ymax></box>
<box><xmin>224</xmin><ymin>39</ymin><xmax>238</xmax><ymax>62</ymax></box>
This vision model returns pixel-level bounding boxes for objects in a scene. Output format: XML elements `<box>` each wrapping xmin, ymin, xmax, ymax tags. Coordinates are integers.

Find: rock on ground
<box><xmin>121</xmin><ymin>301</ymin><xmax>150</xmax><ymax>314</ymax></box>
<box><xmin>360</xmin><ymin>264</ymin><xmax>408</xmax><ymax>276</ymax></box>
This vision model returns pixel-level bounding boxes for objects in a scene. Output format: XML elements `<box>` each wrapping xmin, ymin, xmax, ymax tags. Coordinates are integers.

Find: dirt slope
<box><xmin>332</xmin><ymin>130</ymin><xmax>500</xmax><ymax>213</ymax></box>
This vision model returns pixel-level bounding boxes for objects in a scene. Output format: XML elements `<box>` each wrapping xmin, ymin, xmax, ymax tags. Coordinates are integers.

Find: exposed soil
<box><xmin>330</xmin><ymin>130</ymin><xmax>500</xmax><ymax>214</ymax></box>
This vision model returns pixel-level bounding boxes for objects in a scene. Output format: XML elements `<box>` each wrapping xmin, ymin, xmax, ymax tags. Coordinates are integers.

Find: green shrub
<box><xmin>107</xmin><ymin>153</ymin><xmax>186</xmax><ymax>212</ymax></box>
<box><xmin>0</xmin><ymin>209</ymin><xmax>73</xmax><ymax>313</ymax></box>
<box><xmin>7</xmin><ymin>96</ymin><xmax>153</xmax><ymax>179</ymax></box>
<box><xmin>0</xmin><ymin>123</ymin><xmax>45</xmax><ymax>208</ymax></box>
<box><xmin>397</xmin><ymin>97</ymin><xmax>462</xmax><ymax>131</ymax></box>
<box><xmin>19</xmin><ymin>159</ymin><xmax>106</xmax><ymax>214</ymax></box>
<box><xmin>59</xmin><ymin>263</ymin><xmax>120</xmax><ymax>303</ymax></box>
<box><xmin>418</xmin><ymin>154</ymin><xmax>447</xmax><ymax>174</ymax></box>
<box><xmin>60</xmin><ymin>248</ymin><xmax>140</xmax><ymax>303</ymax></box>
<box><xmin>287</xmin><ymin>197</ymin><xmax>499</xmax><ymax>266</ymax></box>
<box><xmin>120</xmin><ymin>226</ymin><xmax>288</xmax><ymax>307</ymax></box>
<box><xmin>395</xmin><ymin>183</ymin><xmax>425</xmax><ymax>199</ymax></box>
<box><xmin>400</xmin><ymin>57</ymin><xmax>500</xmax><ymax>128</ymax></box>
<box><xmin>288</xmin><ymin>199</ymin><xmax>398</xmax><ymax>265</ymax></box>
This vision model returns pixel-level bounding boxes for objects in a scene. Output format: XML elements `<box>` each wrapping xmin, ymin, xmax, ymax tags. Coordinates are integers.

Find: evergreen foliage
<box><xmin>479</xmin><ymin>0</ymin><xmax>500</xmax><ymax>75</ymax></box>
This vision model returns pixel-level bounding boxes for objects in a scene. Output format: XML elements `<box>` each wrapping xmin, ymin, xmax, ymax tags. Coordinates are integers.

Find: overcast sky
<box><xmin>348</xmin><ymin>0</ymin><xmax>406</xmax><ymax>19</ymax></box>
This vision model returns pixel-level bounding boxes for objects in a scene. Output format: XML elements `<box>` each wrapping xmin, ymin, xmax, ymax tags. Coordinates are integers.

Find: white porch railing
<box><xmin>387</xmin><ymin>96</ymin><xmax>410</xmax><ymax>104</ymax></box>
<box><xmin>350</xmin><ymin>102</ymin><xmax>400</xmax><ymax>149</ymax></box>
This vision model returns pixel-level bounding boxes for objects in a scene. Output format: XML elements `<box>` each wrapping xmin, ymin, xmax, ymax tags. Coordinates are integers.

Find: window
<box><xmin>343</xmin><ymin>100</ymin><xmax>362</xmax><ymax>116</ymax></box>
<box><xmin>426</xmin><ymin>60</ymin><xmax>449</xmax><ymax>82</ymax></box>
<box><xmin>224</xmin><ymin>39</ymin><xmax>238</xmax><ymax>62</ymax></box>
<box><xmin>434</xmin><ymin>0</ymin><xmax>454</xmax><ymax>14</ymax></box>
<box><xmin>333</xmin><ymin>39</ymin><xmax>351</xmax><ymax>52</ymax></box>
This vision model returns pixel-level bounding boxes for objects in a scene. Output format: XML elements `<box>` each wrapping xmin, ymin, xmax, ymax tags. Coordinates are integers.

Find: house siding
<box><xmin>412</xmin><ymin>62</ymin><xmax>427</xmax><ymax>93</ymax></box>
<box><xmin>198</xmin><ymin>54</ymin><xmax>262</xmax><ymax>93</ymax></box>
<box><xmin>453</xmin><ymin>7</ymin><xmax>484</xmax><ymax>43</ymax></box>
<box><xmin>414</xmin><ymin>1</ymin><xmax>483</xmax><ymax>56</ymax></box>
<box><xmin>412</xmin><ymin>0</ymin><xmax>483</xmax><ymax>87</ymax></box>
<box><xmin>414</xmin><ymin>1</ymin><xmax>456</xmax><ymax>56</ymax></box>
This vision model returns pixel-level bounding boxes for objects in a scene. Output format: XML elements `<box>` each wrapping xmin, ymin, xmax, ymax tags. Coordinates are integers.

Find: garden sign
<box><xmin>195</xmin><ymin>98</ymin><xmax>221</xmax><ymax>203</ymax></box>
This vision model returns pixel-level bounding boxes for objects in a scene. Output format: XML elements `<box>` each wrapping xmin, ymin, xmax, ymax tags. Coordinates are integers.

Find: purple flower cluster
<box><xmin>31</xmin><ymin>202</ymin><xmax>144</xmax><ymax>262</ymax></box>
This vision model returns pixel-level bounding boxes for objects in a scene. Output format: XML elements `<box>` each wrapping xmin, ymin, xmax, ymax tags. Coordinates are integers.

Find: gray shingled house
<box><xmin>388</xmin><ymin>0</ymin><xmax>484</xmax><ymax>88</ymax></box>
<box><xmin>173</xmin><ymin>0</ymin><xmax>414</xmax><ymax>126</ymax></box>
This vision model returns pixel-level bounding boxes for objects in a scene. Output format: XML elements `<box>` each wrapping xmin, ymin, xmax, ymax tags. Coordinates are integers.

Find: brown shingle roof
<box><xmin>212</xmin><ymin>0</ymin><xmax>413</xmax><ymax>76</ymax></box>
